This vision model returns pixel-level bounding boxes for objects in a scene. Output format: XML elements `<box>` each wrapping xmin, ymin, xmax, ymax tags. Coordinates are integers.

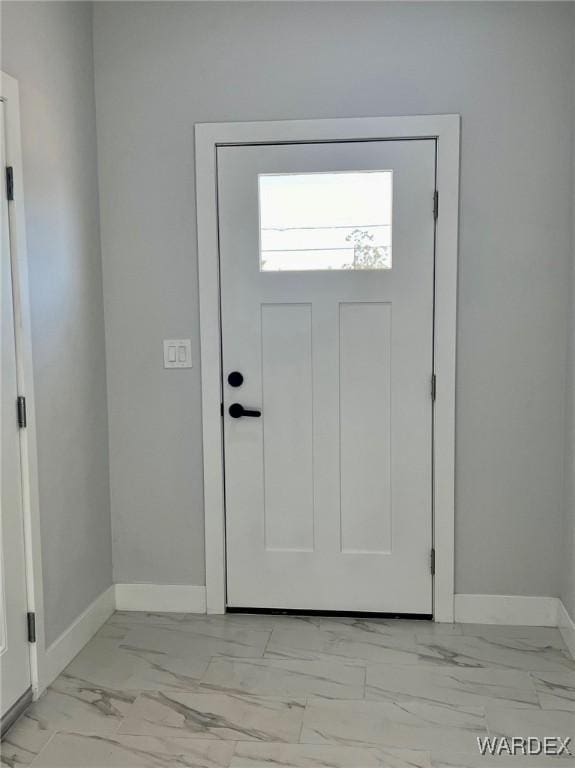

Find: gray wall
<box><xmin>563</xmin><ymin>22</ymin><xmax>575</xmax><ymax>621</ymax></box>
<box><xmin>2</xmin><ymin>2</ymin><xmax>113</xmax><ymax>644</ymax></box>
<box><xmin>93</xmin><ymin>1</ymin><xmax>574</xmax><ymax>596</ymax></box>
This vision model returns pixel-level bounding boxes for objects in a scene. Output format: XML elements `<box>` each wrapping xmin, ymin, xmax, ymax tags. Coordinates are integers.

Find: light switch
<box><xmin>164</xmin><ymin>339</ymin><xmax>192</xmax><ymax>369</ymax></box>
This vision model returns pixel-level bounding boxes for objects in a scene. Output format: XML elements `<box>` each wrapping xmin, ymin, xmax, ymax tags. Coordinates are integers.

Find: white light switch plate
<box><xmin>163</xmin><ymin>339</ymin><xmax>192</xmax><ymax>368</ymax></box>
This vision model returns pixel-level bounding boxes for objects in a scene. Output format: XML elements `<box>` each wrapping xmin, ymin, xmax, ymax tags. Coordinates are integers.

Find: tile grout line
<box><xmin>526</xmin><ymin>670</ymin><xmax>546</xmax><ymax>711</ymax></box>
<box><xmin>27</xmin><ymin>730</ymin><xmax>58</xmax><ymax>768</ymax></box>
<box><xmin>296</xmin><ymin>696</ymin><xmax>308</xmax><ymax>744</ymax></box>
<box><xmin>261</xmin><ymin>628</ymin><xmax>274</xmax><ymax>658</ymax></box>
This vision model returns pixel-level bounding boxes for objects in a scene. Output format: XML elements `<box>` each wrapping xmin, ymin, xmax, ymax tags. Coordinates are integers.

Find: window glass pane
<box><xmin>259</xmin><ymin>171</ymin><xmax>392</xmax><ymax>272</ymax></box>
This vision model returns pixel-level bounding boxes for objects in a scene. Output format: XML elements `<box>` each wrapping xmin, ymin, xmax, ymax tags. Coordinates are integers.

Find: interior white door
<box><xmin>218</xmin><ymin>139</ymin><xmax>435</xmax><ymax>613</ymax></box>
<box><xmin>1</xmin><ymin>101</ymin><xmax>31</xmax><ymax>715</ymax></box>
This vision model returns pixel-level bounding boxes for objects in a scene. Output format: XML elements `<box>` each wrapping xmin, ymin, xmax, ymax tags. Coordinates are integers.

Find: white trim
<box><xmin>558</xmin><ymin>600</ymin><xmax>575</xmax><ymax>659</ymax></box>
<box><xmin>195</xmin><ymin>114</ymin><xmax>460</xmax><ymax>617</ymax></box>
<box><xmin>454</xmin><ymin>594</ymin><xmax>560</xmax><ymax>627</ymax></box>
<box><xmin>431</xmin><ymin>118</ymin><xmax>460</xmax><ymax>623</ymax></box>
<box><xmin>1</xmin><ymin>72</ymin><xmax>44</xmax><ymax>697</ymax></box>
<box><xmin>27</xmin><ymin>589</ymin><xmax>575</xmax><ymax>697</ymax></box>
<box><xmin>114</xmin><ymin>584</ymin><xmax>207</xmax><ymax>613</ymax></box>
<box><xmin>40</xmin><ymin>586</ymin><xmax>115</xmax><ymax>693</ymax></box>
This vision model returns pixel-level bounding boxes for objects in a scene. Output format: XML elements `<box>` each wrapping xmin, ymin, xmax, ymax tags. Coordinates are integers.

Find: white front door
<box><xmin>218</xmin><ymin>139</ymin><xmax>435</xmax><ymax>613</ymax></box>
<box><xmin>1</xmin><ymin>101</ymin><xmax>31</xmax><ymax>715</ymax></box>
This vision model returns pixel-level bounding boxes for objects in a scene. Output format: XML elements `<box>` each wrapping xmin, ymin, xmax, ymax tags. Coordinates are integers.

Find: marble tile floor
<box><xmin>2</xmin><ymin>612</ymin><xmax>574</xmax><ymax>768</ymax></box>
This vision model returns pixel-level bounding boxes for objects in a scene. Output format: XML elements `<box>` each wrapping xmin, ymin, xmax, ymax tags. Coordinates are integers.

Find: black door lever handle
<box><xmin>229</xmin><ymin>403</ymin><xmax>261</xmax><ymax>419</ymax></box>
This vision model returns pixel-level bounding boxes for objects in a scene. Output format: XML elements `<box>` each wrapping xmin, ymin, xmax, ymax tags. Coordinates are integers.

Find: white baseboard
<box><xmin>454</xmin><ymin>594</ymin><xmax>559</xmax><ymax>626</ymax></box>
<box><xmin>35</xmin><ymin>588</ymin><xmax>569</xmax><ymax>698</ymax></box>
<box><xmin>558</xmin><ymin>600</ymin><xmax>575</xmax><ymax>659</ymax></box>
<box><xmin>36</xmin><ymin>583</ymin><xmax>206</xmax><ymax>696</ymax></box>
<box><xmin>114</xmin><ymin>583</ymin><xmax>206</xmax><ymax>613</ymax></box>
<box><xmin>40</xmin><ymin>585</ymin><xmax>115</xmax><ymax>693</ymax></box>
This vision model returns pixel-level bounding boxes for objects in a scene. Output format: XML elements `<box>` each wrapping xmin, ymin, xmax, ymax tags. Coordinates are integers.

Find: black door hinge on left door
<box><xmin>27</xmin><ymin>612</ymin><xmax>36</xmax><ymax>643</ymax></box>
<box><xmin>17</xmin><ymin>396</ymin><xmax>27</xmax><ymax>428</ymax></box>
<box><xmin>6</xmin><ymin>166</ymin><xmax>14</xmax><ymax>201</ymax></box>
<box><xmin>430</xmin><ymin>548</ymin><xmax>436</xmax><ymax>575</ymax></box>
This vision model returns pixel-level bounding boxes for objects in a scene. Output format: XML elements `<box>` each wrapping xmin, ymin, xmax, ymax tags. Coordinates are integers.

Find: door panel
<box><xmin>261</xmin><ymin>303</ymin><xmax>314</xmax><ymax>552</ymax></box>
<box><xmin>218</xmin><ymin>139</ymin><xmax>435</xmax><ymax>613</ymax></box>
<box><xmin>1</xmin><ymin>102</ymin><xmax>31</xmax><ymax>715</ymax></box>
<box><xmin>339</xmin><ymin>301</ymin><xmax>392</xmax><ymax>555</ymax></box>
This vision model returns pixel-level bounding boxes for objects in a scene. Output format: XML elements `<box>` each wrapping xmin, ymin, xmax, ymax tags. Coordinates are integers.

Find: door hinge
<box><xmin>433</xmin><ymin>190</ymin><xmax>439</xmax><ymax>221</ymax></box>
<box><xmin>27</xmin><ymin>612</ymin><xmax>36</xmax><ymax>643</ymax></box>
<box><xmin>6</xmin><ymin>166</ymin><xmax>14</xmax><ymax>201</ymax></box>
<box><xmin>220</xmin><ymin>402</ymin><xmax>224</xmax><ymax>417</ymax></box>
<box><xmin>17</xmin><ymin>395</ymin><xmax>27</xmax><ymax>428</ymax></box>
<box><xmin>430</xmin><ymin>548</ymin><xmax>436</xmax><ymax>575</ymax></box>
<box><xmin>431</xmin><ymin>373</ymin><xmax>436</xmax><ymax>402</ymax></box>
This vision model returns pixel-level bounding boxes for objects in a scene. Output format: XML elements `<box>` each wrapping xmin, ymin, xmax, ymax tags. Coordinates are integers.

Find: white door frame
<box><xmin>1</xmin><ymin>71</ymin><xmax>44</xmax><ymax>698</ymax></box>
<box><xmin>195</xmin><ymin>115</ymin><xmax>460</xmax><ymax>622</ymax></box>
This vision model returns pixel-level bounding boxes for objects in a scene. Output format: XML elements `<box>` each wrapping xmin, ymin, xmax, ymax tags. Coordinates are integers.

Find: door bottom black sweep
<box><xmin>226</xmin><ymin>607</ymin><xmax>433</xmax><ymax>620</ymax></box>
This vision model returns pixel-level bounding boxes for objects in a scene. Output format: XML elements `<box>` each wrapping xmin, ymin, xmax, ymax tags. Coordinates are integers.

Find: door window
<box><xmin>258</xmin><ymin>171</ymin><xmax>392</xmax><ymax>271</ymax></box>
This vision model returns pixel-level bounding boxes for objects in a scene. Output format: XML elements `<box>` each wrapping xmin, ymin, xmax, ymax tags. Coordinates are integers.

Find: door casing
<box><xmin>195</xmin><ymin>114</ymin><xmax>460</xmax><ymax>621</ymax></box>
<box><xmin>1</xmin><ymin>71</ymin><xmax>44</xmax><ymax>700</ymax></box>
